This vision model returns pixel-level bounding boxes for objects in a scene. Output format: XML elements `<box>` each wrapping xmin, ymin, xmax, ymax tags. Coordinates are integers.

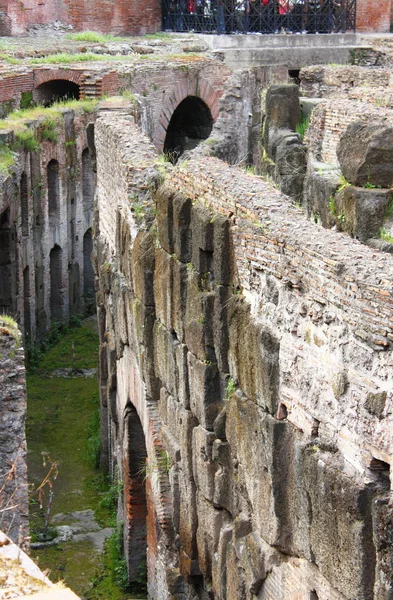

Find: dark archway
<box><xmin>0</xmin><ymin>209</ymin><xmax>12</xmax><ymax>314</ymax></box>
<box><xmin>124</xmin><ymin>404</ymin><xmax>148</xmax><ymax>585</ymax></box>
<box><xmin>35</xmin><ymin>80</ymin><xmax>80</xmax><ymax>107</ymax></box>
<box><xmin>20</xmin><ymin>172</ymin><xmax>28</xmax><ymax>237</ymax></box>
<box><xmin>47</xmin><ymin>159</ymin><xmax>60</xmax><ymax>220</ymax></box>
<box><xmin>164</xmin><ymin>96</ymin><xmax>213</xmax><ymax>163</ymax></box>
<box><xmin>83</xmin><ymin>229</ymin><xmax>95</xmax><ymax>300</ymax></box>
<box><xmin>49</xmin><ymin>245</ymin><xmax>63</xmax><ymax>322</ymax></box>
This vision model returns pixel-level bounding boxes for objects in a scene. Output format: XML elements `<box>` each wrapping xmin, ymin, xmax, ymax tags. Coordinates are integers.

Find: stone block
<box><xmin>213</xmin><ymin>215</ymin><xmax>231</xmax><ymax>286</ymax></box>
<box><xmin>196</xmin><ymin>493</ymin><xmax>231</xmax><ymax>581</ymax></box>
<box><xmin>187</xmin><ymin>352</ymin><xmax>222</xmax><ymax>430</ymax></box>
<box><xmin>213</xmin><ymin>286</ymin><xmax>231</xmax><ymax>374</ymax></box>
<box><xmin>172</xmin><ymin>258</ymin><xmax>188</xmax><ymax>343</ymax></box>
<box><xmin>178</xmin><ymin>471</ymin><xmax>198</xmax><ymax>560</ymax></box>
<box><xmin>372</xmin><ymin>495</ymin><xmax>393</xmax><ymax>600</ymax></box>
<box><xmin>190</xmin><ymin>205</ymin><xmax>214</xmax><ymax>274</ymax></box>
<box><xmin>212</xmin><ymin>526</ymin><xmax>233</xmax><ymax>600</ymax></box>
<box><xmin>154</xmin><ymin>247</ymin><xmax>174</xmax><ymax>331</ymax></box>
<box><xmin>228</xmin><ymin>300</ymin><xmax>279</xmax><ymax>414</ymax></box>
<box><xmin>265</xmin><ymin>84</ymin><xmax>300</xmax><ymax>132</ymax></box>
<box><xmin>275</xmin><ymin>136</ymin><xmax>307</xmax><ymax>203</ymax></box>
<box><xmin>303</xmin><ymin>161</ymin><xmax>341</xmax><ymax>228</ymax></box>
<box><xmin>226</xmin><ymin>392</ymin><xmax>293</xmax><ymax>549</ymax></box>
<box><xmin>156</xmin><ymin>188</ymin><xmax>174</xmax><ymax>254</ymax></box>
<box><xmin>300</xmin><ymin>445</ymin><xmax>382</xmax><ymax>600</ymax></box>
<box><xmin>192</xmin><ymin>425</ymin><xmax>217</xmax><ymax>502</ymax></box>
<box><xmin>132</xmin><ymin>229</ymin><xmax>155</xmax><ymax>306</ymax></box>
<box><xmin>337</xmin><ymin>121</ymin><xmax>393</xmax><ymax>188</ymax></box>
<box><xmin>334</xmin><ymin>186</ymin><xmax>392</xmax><ymax>241</ymax></box>
<box><xmin>185</xmin><ymin>277</ymin><xmax>215</xmax><ymax>363</ymax></box>
<box><xmin>173</xmin><ymin>192</ymin><xmax>192</xmax><ymax>263</ymax></box>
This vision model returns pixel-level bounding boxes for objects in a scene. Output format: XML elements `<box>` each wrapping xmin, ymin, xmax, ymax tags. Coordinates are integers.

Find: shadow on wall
<box><xmin>164</xmin><ymin>95</ymin><xmax>213</xmax><ymax>163</ymax></box>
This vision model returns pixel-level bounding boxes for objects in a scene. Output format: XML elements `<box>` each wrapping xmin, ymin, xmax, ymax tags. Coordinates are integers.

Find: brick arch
<box><xmin>122</xmin><ymin>398</ymin><xmax>174</xmax><ymax>591</ymax></box>
<box><xmin>33</xmin><ymin>69</ymin><xmax>85</xmax><ymax>88</ymax></box>
<box><xmin>121</xmin><ymin>397</ymin><xmax>174</xmax><ymax>541</ymax></box>
<box><xmin>156</xmin><ymin>77</ymin><xmax>222</xmax><ymax>151</ymax></box>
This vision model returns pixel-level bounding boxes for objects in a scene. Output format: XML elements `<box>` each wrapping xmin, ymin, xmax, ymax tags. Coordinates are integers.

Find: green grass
<box><xmin>0</xmin><ymin>143</ymin><xmax>16</xmax><ymax>176</ymax></box>
<box><xmin>66</xmin><ymin>31</ymin><xmax>129</xmax><ymax>43</ymax></box>
<box><xmin>14</xmin><ymin>128</ymin><xmax>40</xmax><ymax>152</ymax></box>
<box><xmin>296</xmin><ymin>116</ymin><xmax>310</xmax><ymax>139</ymax></box>
<box><xmin>29</xmin><ymin>52</ymin><xmax>106</xmax><ymax>65</ymax></box>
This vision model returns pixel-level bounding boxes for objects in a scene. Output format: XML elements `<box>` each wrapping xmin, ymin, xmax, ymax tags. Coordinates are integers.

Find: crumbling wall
<box><xmin>0</xmin><ymin>107</ymin><xmax>96</xmax><ymax>343</ymax></box>
<box><xmin>0</xmin><ymin>318</ymin><xmax>28</xmax><ymax>550</ymax></box>
<box><xmin>95</xmin><ymin>112</ymin><xmax>393</xmax><ymax>600</ymax></box>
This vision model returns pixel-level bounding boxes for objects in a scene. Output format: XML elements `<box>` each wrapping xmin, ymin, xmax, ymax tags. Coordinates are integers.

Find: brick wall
<box><xmin>1</xmin><ymin>0</ymin><xmax>161</xmax><ymax>36</ymax></box>
<box><xmin>356</xmin><ymin>0</ymin><xmax>392</xmax><ymax>32</ymax></box>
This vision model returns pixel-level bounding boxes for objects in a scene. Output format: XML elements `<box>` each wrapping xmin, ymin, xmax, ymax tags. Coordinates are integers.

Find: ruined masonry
<box><xmin>0</xmin><ymin>20</ymin><xmax>391</xmax><ymax>600</ymax></box>
<box><xmin>94</xmin><ymin>108</ymin><xmax>393</xmax><ymax>599</ymax></box>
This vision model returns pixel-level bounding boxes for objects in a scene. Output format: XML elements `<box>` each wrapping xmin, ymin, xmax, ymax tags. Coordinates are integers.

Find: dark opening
<box><xmin>23</xmin><ymin>266</ymin><xmax>31</xmax><ymax>341</ymax></box>
<box><xmin>310</xmin><ymin>592</ymin><xmax>319</xmax><ymax>600</ymax></box>
<box><xmin>83</xmin><ymin>229</ymin><xmax>95</xmax><ymax>299</ymax></box>
<box><xmin>20</xmin><ymin>172</ymin><xmax>29</xmax><ymax>237</ymax></box>
<box><xmin>164</xmin><ymin>96</ymin><xmax>213</xmax><ymax>163</ymax></box>
<box><xmin>47</xmin><ymin>159</ymin><xmax>60</xmax><ymax>219</ymax></box>
<box><xmin>0</xmin><ymin>209</ymin><xmax>12</xmax><ymax>314</ymax></box>
<box><xmin>82</xmin><ymin>148</ymin><xmax>95</xmax><ymax>221</ymax></box>
<box><xmin>50</xmin><ymin>245</ymin><xmax>63</xmax><ymax>322</ymax></box>
<box><xmin>288</xmin><ymin>69</ymin><xmax>301</xmax><ymax>85</ymax></box>
<box><xmin>369</xmin><ymin>457</ymin><xmax>390</xmax><ymax>480</ymax></box>
<box><xmin>124</xmin><ymin>404</ymin><xmax>148</xmax><ymax>583</ymax></box>
<box><xmin>35</xmin><ymin>80</ymin><xmax>80</xmax><ymax>107</ymax></box>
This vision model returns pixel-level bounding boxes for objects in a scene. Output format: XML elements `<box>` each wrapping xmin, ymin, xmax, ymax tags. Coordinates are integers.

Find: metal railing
<box><xmin>162</xmin><ymin>0</ymin><xmax>356</xmax><ymax>34</ymax></box>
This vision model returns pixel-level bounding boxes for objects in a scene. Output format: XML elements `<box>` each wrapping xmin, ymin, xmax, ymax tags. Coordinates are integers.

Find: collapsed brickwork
<box><xmin>94</xmin><ymin>109</ymin><xmax>393</xmax><ymax>600</ymax></box>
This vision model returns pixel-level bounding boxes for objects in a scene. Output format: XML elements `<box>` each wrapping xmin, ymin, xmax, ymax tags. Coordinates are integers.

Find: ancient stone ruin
<box><xmin>0</xmin><ymin>4</ymin><xmax>392</xmax><ymax>600</ymax></box>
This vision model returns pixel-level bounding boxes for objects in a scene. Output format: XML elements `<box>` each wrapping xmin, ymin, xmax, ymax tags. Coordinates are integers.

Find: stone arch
<box><xmin>163</xmin><ymin>95</ymin><xmax>213</xmax><ymax>162</ymax></box>
<box><xmin>49</xmin><ymin>244</ymin><xmax>63</xmax><ymax>322</ymax></box>
<box><xmin>83</xmin><ymin>228</ymin><xmax>95</xmax><ymax>300</ymax></box>
<box><xmin>0</xmin><ymin>209</ymin><xmax>12</xmax><ymax>314</ymax></box>
<box><xmin>34</xmin><ymin>79</ymin><xmax>80</xmax><ymax>107</ymax></box>
<box><xmin>157</xmin><ymin>78</ymin><xmax>222</xmax><ymax>151</ymax></box>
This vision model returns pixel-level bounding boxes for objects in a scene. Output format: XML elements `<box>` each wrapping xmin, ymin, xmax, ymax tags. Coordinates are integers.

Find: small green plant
<box><xmin>20</xmin><ymin>91</ymin><xmax>34</xmax><ymax>110</ymax></box>
<box><xmin>337</xmin><ymin>174</ymin><xmax>350</xmax><ymax>193</ymax></box>
<box><xmin>226</xmin><ymin>377</ymin><xmax>236</xmax><ymax>399</ymax></box>
<box><xmin>379</xmin><ymin>227</ymin><xmax>393</xmax><ymax>243</ymax></box>
<box><xmin>120</xmin><ymin>89</ymin><xmax>136</xmax><ymax>103</ymax></box>
<box><xmin>14</xmin><ymin>129</ymin><xmax>40</xmax><ymax>153</ymax></box>
<box><xmin>296</xmin><ymin>116</ymin><xmax>310</xmax><ymax>139</ymax></box>
<box><xmin>244</xmin><ymin>164</ymin><xmax>257</xmax><ymax>176</ymax></box>
<box><xmin>65</xmin><ymin>139</ymin><xmax>76</xmax><ymax>147</ymax></box>
<box><xmin>41</xmin><ymin>117</ymin><xmax>58</xmax><ymax>143</ymax></box>
<box><xmin>338</xmin><ymin>211</ymin><xmax>346</xmax><ymax>223</ymax></box>
<box><xmin>66</xmin><ymin>31</ymin><xmax>116</xmax><ymax>43</ymax></box>
<box><xmin>132</xmin><ymin>201</ymin><xmax>145</xmax><ymax>221</ymax></box>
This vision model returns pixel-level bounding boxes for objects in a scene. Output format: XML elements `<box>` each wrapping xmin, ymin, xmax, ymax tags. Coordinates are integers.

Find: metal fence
<box><xmin>162</xmin><ymin>0</ymin><xmax>356</xmax><ymax>34</ymax></box>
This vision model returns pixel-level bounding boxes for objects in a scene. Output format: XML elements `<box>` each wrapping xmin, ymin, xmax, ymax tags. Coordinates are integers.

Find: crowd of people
<box><xmin>163</xmin><ymin>0</ymin><xmax>354</xmax><ymax>34</ymax></box>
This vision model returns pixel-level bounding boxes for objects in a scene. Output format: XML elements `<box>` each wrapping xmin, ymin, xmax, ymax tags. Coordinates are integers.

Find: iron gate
<box><xmin>162</xmin><ymin>0</ymin><xmax>356</xmax><ymax>34</ymax></box>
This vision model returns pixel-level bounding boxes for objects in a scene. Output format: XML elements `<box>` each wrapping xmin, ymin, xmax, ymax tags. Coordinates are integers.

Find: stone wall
<box><xmin>0</xmin><ymin>0</ymin><xmax>161</xmax><ymax>36</ymax></box>
<box><xmin>0</xmin><ymin>318</ymin><xmax>28</xmax><ymax>550</ymax></box>
<box><xmin>95</xmin><ymin>113</ymin><xmax>393</xmax><ymax>600</ymax></box>
<box><xmin>0</xmin><ymin>107</ymin><xmax>96</xmax><ymax>343</ymax></box>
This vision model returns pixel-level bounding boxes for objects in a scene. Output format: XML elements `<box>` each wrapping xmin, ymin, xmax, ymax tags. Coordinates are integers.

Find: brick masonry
<box><xmin>94</xmin><ymin>112</ymin><xmax>393</xmax><ymax>600</ymax></box>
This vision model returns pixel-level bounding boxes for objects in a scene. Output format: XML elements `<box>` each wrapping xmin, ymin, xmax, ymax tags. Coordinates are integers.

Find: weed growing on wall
<box><xmin>296</xmin><ymin>116</ymin><xmax>310</xmax><ymax>139</ymax></box>
<box><xmin>0</xmin><ymin>143</ymin><xmax>16</xmax><ymax>175</ymax></box>
<box><xmin>379</xmin><ymin>227</ymin><xmax>393</xmax><ymax>243</ymax></box>
<box><xmin>29</xmin><ymin>52</ymin><xmax>105</xmax><ymax>65</ymax></box>
<box><xmin>14</xmin><ymin>129</ymin><xmax>40</xmax><ymax>153</ymax></box>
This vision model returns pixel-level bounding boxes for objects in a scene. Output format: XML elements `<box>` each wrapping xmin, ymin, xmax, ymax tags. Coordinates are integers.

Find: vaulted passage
<box><xmin>124</xmin><ymin>404</ymin><xmax>148</xmax><ymax>583</ymax></box>
<box><xmin>164</xmin><ymin>96</ymin><xmax>213</xmax><ymax>162</ymax></box>
<box><xmin>35</xmin><ymin>80</ymin><xmax>80</xmax><ymax>107</ymax></box>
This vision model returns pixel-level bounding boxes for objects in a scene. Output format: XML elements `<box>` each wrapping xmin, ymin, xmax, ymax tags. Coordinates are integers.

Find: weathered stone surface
<box><xmin>337</xmin><ymin>121</ymin><xmax>393</xmax><ymax>187</ymax></box>
<box><xmin>132</xmin><ymin>229</ymin><xmax>156</xmax><ymax>306</ymax></box>
<box><xmin>187</xmin><ymin>352</ymin><xmax>222</xmax><ymax>430</ymax></box>
<box><xmin>365</xmin><ymin>391</ymin><xmax>387</xmax><ymax>418</ymax></box>
<box><xmin>334</xmin><ymin>185</ymin><xmax>393</xmax><ymax>241</ymax></box>
<box><xmin>275</xmin><ymin>136</ymin><xmax>307</xmax><ymax>202</ymax></box>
